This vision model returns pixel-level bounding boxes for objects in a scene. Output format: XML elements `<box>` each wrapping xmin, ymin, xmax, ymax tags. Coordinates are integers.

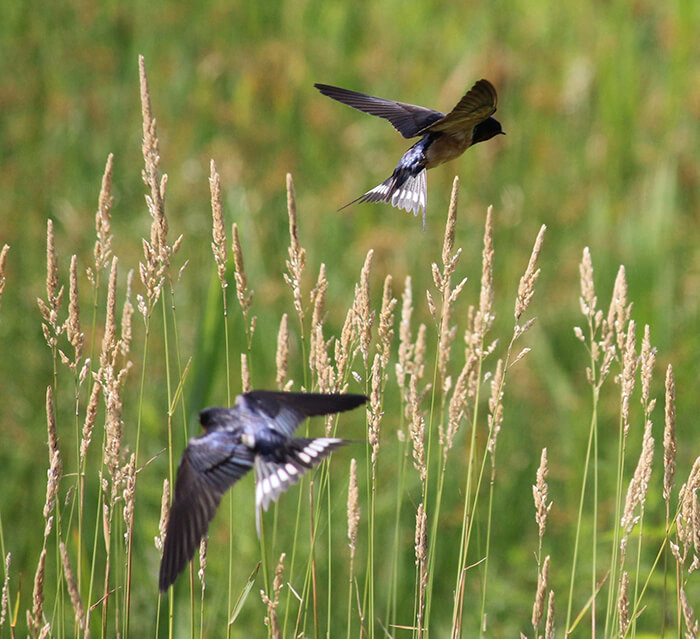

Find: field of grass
<box><xmin>0</xmin><ymin>0</ymin><xmax>698</xmax><ymax>637</ymax></box>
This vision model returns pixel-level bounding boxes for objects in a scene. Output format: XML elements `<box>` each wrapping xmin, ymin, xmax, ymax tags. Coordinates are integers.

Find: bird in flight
<box><xmin>158</xmin><ymin>390</ymin><xmax>367</xmax><ymax>591</ymax></box>
<box><xmin>315</xmin><ymin>79</ymin><xmax>504</xmax><ymax>229</ymax></box>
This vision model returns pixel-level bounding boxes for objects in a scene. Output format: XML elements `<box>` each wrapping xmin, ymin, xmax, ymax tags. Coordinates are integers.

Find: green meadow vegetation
<box><xmin>0</xmin><ymin>1</ymin><xmax>698</xmax><ymax>637</ymax></box>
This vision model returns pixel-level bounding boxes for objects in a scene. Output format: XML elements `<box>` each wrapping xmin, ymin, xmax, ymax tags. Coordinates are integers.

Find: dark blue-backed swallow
<box><xmin>315</xmin><ymin>79</ymin><xmax>505</xmax><ymax>229</ymax></box>
<box><xmin>158</xmin><ymin>390</ymin><xmax>367</xmax><ymax>591</ymax></box>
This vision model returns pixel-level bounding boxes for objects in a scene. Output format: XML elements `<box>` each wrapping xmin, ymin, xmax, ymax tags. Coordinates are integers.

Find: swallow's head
<box><xmin>199</xmin><ymin>406</ymin><xmax>234</xmax><ymax>431</ymax></box>
<box><xmin>473</xmin><ymin>117</ymin><xmax>505</xmax><ymax>145</ymax></box>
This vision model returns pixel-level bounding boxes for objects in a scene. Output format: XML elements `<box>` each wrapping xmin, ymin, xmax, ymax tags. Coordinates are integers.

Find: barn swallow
<box><xmin>315</xmin><ymin>79</ymin><xmax>504</xmax><ymax>229</ymax></box>
<box><xmin>158</xmin><ymin>390</ymin><xmax>367</xmax><ymax>591</ymax></box>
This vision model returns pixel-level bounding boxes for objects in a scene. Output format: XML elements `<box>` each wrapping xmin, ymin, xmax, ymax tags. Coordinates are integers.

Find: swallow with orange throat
<box><xmin>315</xmin><ymin>79</ymin><xmax>504</xmax><ymax>229</ymax></box>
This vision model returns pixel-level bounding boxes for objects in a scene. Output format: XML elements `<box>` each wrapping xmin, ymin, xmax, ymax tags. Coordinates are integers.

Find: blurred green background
<box><xmin>0</xmin><ymin>0</ymin><xmax>698</xmax><ymax>635</ymax></box>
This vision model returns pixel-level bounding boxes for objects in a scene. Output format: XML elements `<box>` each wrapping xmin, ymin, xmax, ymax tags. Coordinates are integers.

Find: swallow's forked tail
<box><xmin>253</xmin><ymin>437</ymin><xmax>346</xmax><ymax>536</ymax></box>
<box><xmin>339</xmin><ymin>169</ymin><xmax>427</xmax><ymax>230</ymax></box>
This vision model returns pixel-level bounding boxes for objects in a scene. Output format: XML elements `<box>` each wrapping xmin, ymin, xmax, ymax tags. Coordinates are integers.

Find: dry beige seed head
<box><xmin>284</xmin><ymin>174</ymin><xmax>306</xmax><ymax>329</ymax></box>
<box><xmin>45</xmin><ymin>386</ymin><xmax>59</xmax><ymax>462</ymax></box>
<box><xmin>0</xmin><ymin>553</ymin><xmax>9</xmax><ymax>628</ymax></box>
<box><xmin>309</xmin><ymin>266</ymin><xmax>328</xmax><ymax>382</ymax></box>
<box><xmin>198</xmin><ymin>537</ymin><xmax>208</xmax><ymax>587</ymax></box>
<box><xmin>544</xmin><ymin>590</ymin><xmax>555</xmax><ymax>639</ymax></box>
<box><xmin>680</xmin><ymin>585</ymin><xmax>699</xmax><ymax>639</ymax></box>
<box><xmin>241</xmin><ymin>353</ymin><xmax>251</xmax><ymax>393</ymax></box>
<box><xmin>334</xmin><ymin>306</ymin><xmax>355</xmax><ymax>388</ymax></box>
<box><xmin>533</xmin><ymin>448</ymin><xmax>552</xmax><ymax>539</ymax></box>
<box><xmin>139</xmin><ymin>55</ymin><xmax>164</xmax><ymax>215</ymax></box>
<box><xmin>368</xmin><ymin>355</ymin><xmax>382</xmax><ymax>467</ymax></box>
<box><xmin>59</xmin><ymin>542</ymin><xmax>87</xmax><ymax>634</ymax></box>
<box><xmin>80</xmin><ymin>381</ymin><xmax>101</xmax><ymax>467</ymax></box>
<box><xmin>608</xmin><ymin>266</ymin><xmax>630</xmax><ymax>352</ymax></box>
<box><xmin>155</xmin><ymin>478</ymin><xmax>170</xmax><ymax>552</ymax></box>
<box><xmin>442</xmin><ymin>176</ymin><xmax>459</xmax><ymax>265</ymax></box>
<box><xmin>353</xmin><ymin>250</ymin><xmax>374</xmax><ymax>368</ymax></box>
<box><xmin>532</xmin><ymin>555</ymin><xmax>550</xmax><ymax>630</ymax></box>
<box><xmin>414</xmin><ymin>502</ymin><xmax>428</xmax><ymax>634</ymax></box>
<box><xmin>46</xmin><ymin>219</ymin><xmax>59</xmax><ymax>306</ymax></box>
<box><xmin>578</xmin><ymin>247</ymin><xmax>597</xmax><ymax>319</ymax></box>
<box><xmin>0</xmin><ymin>244</ymin><xmax>9</xmax><ymax>315</ymax></box>
<box><xmin>620</xmin><ymin>420</ymin><xmax>655</xmax><ymax>558</ymax></box>
<box><xmin>93</xmin><ymin>153</ymin><xmax>114</xmax><ymax>278</ymax></box>
<box><xmin>443</xmin><ymin>361</ymin><xmax>469</xmax><ymax>459</ymax></box>
<box><xmin>138</xmin><ymin>56</ymin><xmax>172</xmax><ymax>313</ymax></box>
<box><xmin>663</xmin><ymin>365</ymin><xmax>677</xmax><ymax>504</ymax></box>
<box><xmin>310</xmin><ymin>263</ymin><xmax>328</xmax><ymax>336</ymax></box>
<box><xmin>28</xmin><ymin>548</ymin><xmax>46</xmax><ymax>634</ymax></box>
<box><xmin>101</xmin><ymin>257</ymin><xmax>119</xmax><ymax>370</ymax></box>
<box><xmin>122</xmin><ymin>453</ymin><xmax>136</xmax><ymax>542</ymax></box>
<box><xmin>435</xmin><ymin>244</ymin><xmax>460</xmax><ymax>391</ymax></box>
<box><xmin>640</xmin><ymin>325</ymin><xmax>655</xmax><ymax>411</ymax></box>
<box><xmin>597</xmin><ymin>320</ymin><xmax>616</xmax><ymax>386</ymax></box>
<box><xmin>232</xmin><ymin>223</ymin><xmax>254</xmax><ymax>333</ymax></box>
<box><xmin>675</xmin><ymin>456</ymin><xmax>700</xmax><ymax>569</ymax></box>
<box><xmin>43</xmin><ymin>449</ymin><xmax>62</xmax><ymax>529</ymax></box>
<box><xmin>347</xmin><ymin>458</ymin><xmax>360</xmax><ymax>559</ymax></box>
<box><xmin>103</xmin><ymin>365</ymin><xmax>125</xmax><ymax>484</ymax></box>
<box><xmin>475</xmin><ymin>206</ymin><xmax>495</xmax><ymax>339</ymax></box>
<box><xmin>377</xmin><ymin>275</ymin><xmax>396</xmax><ymax>372</ymax></box>
<box><xmin>276</xmin><ymin>314</ymin><xmax>289</xmax><ymax>390</ymax></box>
<box><xmin>618</xmin><ymin>571</ymin><xmax>630</xmax><ymax>637</ymax></box>
<box><xmin>209</xmin><ymin>159</ymin><xmax>228</xmax><ymax>288</ymax></box>
<box><xmin>413</xmin><ymin>323</ymin><xmax>427</xmax><ymax>381</ymax></box>
<box><xmin>38</xmin><ymin>220</ymin><xmax>64</xmax><ymax>349</ymax></box>
<box><xmin>261</xmin><ymin>553</ymin><xmax>286</xmax><ymax>639</ymax></box>
<box><xmin>487</xmin><ymin>359</ymin><xmax>505</xmax><ymax>455</ymax></box>
<box><xmin>620</xmin><ymin>320</ymin><xmax>637</xmax><ymax>437</ymax></box>
<box><xmin>408</xmin><ymin>374</ymin><xmax>426</xmax><ymax>483</ymax></box>
<box><xmin>60</xmin><ymin>254</ymin><xmax>84</xmax><ymax>370</ymax></box>
<box><xmin>515</xmin><ymin>224</ymin><xmax>546</xmax><ymax>321</ymax></box>
<box><xmin>312</xmin><ymin>324</ymin><xmax>335</xmax><ymax>399</ymax></box>
<box><xmin>119</xmin><ymin>269</ymin><xmax>134</xmax><ymax>358</ymax></box>
<box><xmin>414</xmin><ymin>502</ymin><xmax>427</xmax><ymax>565</ymax></box>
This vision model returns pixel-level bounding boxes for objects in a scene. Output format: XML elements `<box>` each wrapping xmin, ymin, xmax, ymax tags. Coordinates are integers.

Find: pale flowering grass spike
<box><xmin>261</xmin><ymin>553</ymin><xmax>286</xmax><ymax>639</ymax></box>
<box><xmin>209</xmin><ymin>159</ymin><xmax>228</xmax><ymax>289</ymax></box>
<box><xmin>283</xmin><ymin>173</ymin><xmax>306</xmax><ymax>329</ymax></box>
<box><xmin>532</xmin><ymin>555</ymin><xmax>550</xmax><ymax>632</ymax></box>
<box><xmin>0</xmin><ymin>553</ymin><xmax>9</xmax><ymax>628</ymax></box>
<box><xmin>88</xmin><ymin>153</ymin><xmax>114</xmax><ymax>285</ymax></box>
<box><xmin>663</xmin><ymin>365</ymin><xmax>677</xmax><ymax>504</ymax></box>
<box><xmin>0</xmin><ymin>244</ymin><xmax>9</xmax><ymax>315</ymax></box>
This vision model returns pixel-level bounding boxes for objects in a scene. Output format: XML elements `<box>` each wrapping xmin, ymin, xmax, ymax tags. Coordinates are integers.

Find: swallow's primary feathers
<box><xmin>158</xmin><ymin>390</ymin><xmax>367</xmax><ymax>591</ymax></box>
<box><xmin>315</xmin><ymin>79</ymin><xmax>504</xmax><ymax>228</ymax></box>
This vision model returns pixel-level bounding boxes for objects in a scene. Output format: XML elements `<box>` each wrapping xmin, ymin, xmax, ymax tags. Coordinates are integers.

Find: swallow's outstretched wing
<box><xmin>314</xmin><ymin>83</ymin><xmax>444</xmax><ymax>139</ymax></box>
<box><xmin>418</xmin><ymin>79</ymin><xmax>498</xmax><ymax>135</ymax></box>
<box><xmin>243</xmin><ymin>390</ymin><xmax>368</xmax><ymax>436</ymax></box>
<box><xmin>159</xmin><ymin>432</ymin><xmax>254</xmax><ymax>591</ymax></box>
